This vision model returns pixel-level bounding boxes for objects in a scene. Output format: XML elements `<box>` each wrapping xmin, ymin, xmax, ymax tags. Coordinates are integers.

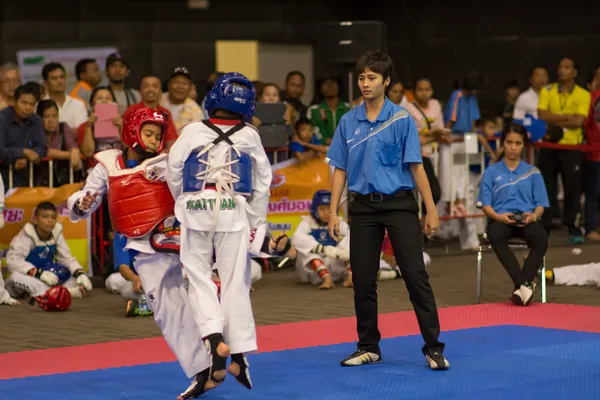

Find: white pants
<box><xmin>0</xmin><ymin>273</ymin><xmax>15</xmax><ymax>304</ymax></box>
<box><xmin>438</xmin><ymin>141</ymin><xmax>469</xmax><ymax>202</ymax></box>
<box><xmin>134</xmin><ymin>251</ymin><xmax>210</xmax><ymax>378</ymax></box>
<box><xmin>105</xmin><ymin>272</ymin><xmax>138</xmax><ymax>300</ymax></box>
<box><xmin>553</xmin><ymin>263</ymin><xmax>600</xmax><ymax>288</ymax></box>
<box><xmin>180</xmin><ymin>226</ymin><xmax>256</xmax><ymax>355</ymax></box>
<box><xmin>295</xmin><ymin>254</ymin><xmax>348</xmax><ymax>285</ymax></box>
<box><xmin>6</xmin><ymin>272</ymin><xmax>79</xmax><ymax>297</ymax></box>
<box><xmin>250</xmin><ymin>259</ymin><xmax>262</xmax><ymax>284</ymax></box>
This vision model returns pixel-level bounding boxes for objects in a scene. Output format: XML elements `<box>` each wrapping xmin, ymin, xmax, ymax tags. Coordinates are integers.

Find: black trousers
<box><xmin>349</xmin><ymin>191</ymin><xmax>444</xmax><ymax>356</ymax></box>
<box><xmin>487</xmin><ymin>221</ymin><xmax>548</xmax><ymax>288</ymax></box>
<box><xmin>538</xmin><ymin>148</ymin><xmax>582</xmax><ymax>236</ymax></box>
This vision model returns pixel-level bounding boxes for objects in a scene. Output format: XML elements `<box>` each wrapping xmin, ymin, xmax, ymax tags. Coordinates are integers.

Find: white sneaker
<box><xmin>520</xmin><ymin>282</ymin><xmax>535</xmax><ymax>306</ymax></box>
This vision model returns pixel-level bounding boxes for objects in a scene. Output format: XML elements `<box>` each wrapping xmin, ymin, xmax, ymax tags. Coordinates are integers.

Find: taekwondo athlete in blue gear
<box><xmin>104</xmin><ymin>232</ymin><xmax>154</xmax><ymax>317</ymax></box>
<box><xmin>166</xmin><ymin>72</ymin><xmax>273</xmax><ymax>392</ymax></box>
<box><xmin>5</xmin><ymin>202</ymin><xmax>92</xmax><ymax>300</ymax></box>
<box><xmin>291</xmin><ymin>190</ymin><xmax>352</xmax><ymax>289</ymax></box>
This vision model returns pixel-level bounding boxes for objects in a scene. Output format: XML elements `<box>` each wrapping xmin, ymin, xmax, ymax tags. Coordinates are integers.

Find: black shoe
<box><xmin>340</xmin><ymin>349</ymin><xmax>382</xmax><ymax>366</ymax></box>
<box><xmin>229</xmin><ymin>353</ymin><xmax>252</xmax><ymax>389</ymax></box>
<box><xmin>177</xmin><ymin>369</ymin><xmax>212</xmax><ymax>399</ymax></box>
<box><xmin>425</xmin><ymin>351</ymin><xmax>449</xmax><ymax>370</ymax></box>
<box><xmin>204</xmin><ymin>333</ymin><xmax>229</xmax><ymax>384</ymax></box>
<box><xmin>510</xmin><ymin>287</ymin><xmax>524</xmax><ymax>306</ymax></box>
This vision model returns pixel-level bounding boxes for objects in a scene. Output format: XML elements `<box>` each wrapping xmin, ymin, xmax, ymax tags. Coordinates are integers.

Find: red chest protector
<box><xmin>94</xmin><ymin>150</ymin><xmax>175</xmax><ymax>238</ymax></box>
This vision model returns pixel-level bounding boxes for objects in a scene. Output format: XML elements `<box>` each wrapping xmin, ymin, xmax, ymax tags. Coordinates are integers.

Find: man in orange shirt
<box><xmin>70</xmin><ymin>58</ymin><xmax>102</xmax><ymax>106</ymax></box>
<box><xmin>123</xmin><ymin>75</ymin><xmax>178</xmax><ymax>151</ymax></box>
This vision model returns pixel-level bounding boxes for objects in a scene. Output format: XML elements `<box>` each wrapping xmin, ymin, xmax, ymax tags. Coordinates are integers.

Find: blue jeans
<box><xmin>584</xmin><ymin>160</ymin><xmax>600</xmax><ymax>234</ymax></box>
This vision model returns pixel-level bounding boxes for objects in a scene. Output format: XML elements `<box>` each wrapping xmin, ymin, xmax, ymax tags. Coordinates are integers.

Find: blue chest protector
<box><xmin>26</xmin><ymin>244</ymin><xmax>57</xmax><ymax>269</ymax></box>
<box><xmin>183</xmin><ymin>120</ymin><xmax>253</xmax><ymax>196</ymax></box>
<box><xmin>310</xmin><ymin>227</ymin><xmax>337</xmax><ymax>247</ymax></box>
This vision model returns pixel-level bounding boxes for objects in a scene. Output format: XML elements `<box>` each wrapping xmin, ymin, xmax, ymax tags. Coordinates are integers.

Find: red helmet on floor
<box><xmin>122</xmin><ymin>107</ymin><xmax>167</xmax><ymax>155</ymax></box>
<box><xmin>33</xmin><ymin>286</ymin><xmax>72</xmax><ymax>312</ymax></box>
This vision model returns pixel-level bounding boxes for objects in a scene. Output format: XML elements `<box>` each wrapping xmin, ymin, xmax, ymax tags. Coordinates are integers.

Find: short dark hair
<box><xmin>355</xmin><ymin>51</ymin><xmax>393</xmax><ymax>81</ymax></box>
<box><xmin>504</xmin><ymin>79</ymin><xmax>519</xmax><ymax>90</ymax></box>
<box><xmin>560</xmin><ymin>57</ymin><xmax>580</xmax><ymax>72</ymax></box>
<box><xmin>295</xmin><ymin>117</ymin><xmax>313</xmax><ymax>132</ymax></box>
<box><xmin>285</xmin><ymin>70</ymin><xmax>305</xmax><ymax>84</ymax></box>
<box><xmin>463</xmin><ymin>71</ymin><xmax>483</xmax><ymax>91</ymax></box>
<box><xmin>75</xmin><ymin>58</ymin><xmax>96</xmax><ymax>81</ymax></box>
<box><xmin>35</xmin><ymin>201</ymin><xmax>57</xmax><ymax>216</ymax></box>
<box><xmin>14</xmin><ymin>84</ymin><xmax>38</xmax><ymax>101</ymax></box>
<box><xmin>413</xmin><ymin>77</ymin><xmax>431</xmax><ymax>87</ymax></box>
<box><xmin>42</xmin><ymin>62</ymin><xmax>65</xmax><ymax>81</ymax></box>
<box><xmin>530</xmin><ymin>66</ymin><xmax>547</xmax><ymax>76</ymax></box>
<box><xmin>36</xmin><ymin>99</ymin><xmax>58</xmax><ymax>118</ymax></box>
<box><xmin>475</xmin><ymin>115</ymin><xmax>496</xmax><ymax>128</ymax></box>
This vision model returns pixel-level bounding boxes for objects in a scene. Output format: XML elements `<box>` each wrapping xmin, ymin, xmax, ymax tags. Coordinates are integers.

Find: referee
<box><xmin>326</xmin><ymin>51</ymin><xmax>448</xmax><ymax>370</ymax></box>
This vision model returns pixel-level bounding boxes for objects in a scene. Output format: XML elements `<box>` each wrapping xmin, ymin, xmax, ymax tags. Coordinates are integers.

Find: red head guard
<box><xmin>33</xmin><ymin>286</ymin><xmax>72</xmax><ymax>312</ymax></box>
<box><xmin>122</xmin><ymin>107</ymin><xmax>167</xmax><ymax>155</ymax></box>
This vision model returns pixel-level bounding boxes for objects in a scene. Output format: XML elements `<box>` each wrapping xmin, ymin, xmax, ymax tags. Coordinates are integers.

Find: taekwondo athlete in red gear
<box><xmin>67</xmin><ymin>108</ymin><xmax>215</xmax><ymax>400</ymax></box>
<box><xmin>5</xmin><ymin>202</ymin><xmax>92</xmax><ymax>309</ymax></box>
<box><xmin>166</xmin><ymin>72</ymin><xmax>272</xmax><ymax>391</ymax></box>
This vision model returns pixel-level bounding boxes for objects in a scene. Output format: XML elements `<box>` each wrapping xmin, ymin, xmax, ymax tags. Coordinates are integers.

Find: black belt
<box><xmin>355</xmin><ymin>190</ymin><xmax>413</xmax><ymax>203</ymax></box>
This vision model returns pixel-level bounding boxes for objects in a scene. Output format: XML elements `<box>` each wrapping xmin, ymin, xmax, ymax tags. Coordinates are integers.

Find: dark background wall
<box><xmin>1</xmin><ymin>0</ymin><xmax>598</xmax><ymax>113</ymax></box>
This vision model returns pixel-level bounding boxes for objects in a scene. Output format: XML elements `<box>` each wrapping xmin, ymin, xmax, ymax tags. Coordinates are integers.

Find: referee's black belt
<box><xmin>355</xmin><ymin>190</ymin><xmax>413</xmax><ymax>203</ymax></box>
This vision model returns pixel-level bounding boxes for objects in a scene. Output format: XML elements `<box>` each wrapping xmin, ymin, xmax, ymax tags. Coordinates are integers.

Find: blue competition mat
<box><xmin>1</xmin><ymin>325</ymin><xmax>599</xmax><ymax>400</ymax></box>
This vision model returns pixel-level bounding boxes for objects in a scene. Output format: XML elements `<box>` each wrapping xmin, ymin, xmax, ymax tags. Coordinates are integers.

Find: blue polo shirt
<box><xmin>443</xmin><ymin>90</ymin><xmax>481</xmax><ymax>133</ymax></box>
<box><xmin>476</xmin><ymin>159</ymin><xmax>549</xmax><ymax>214</ymax></box>
<box><xmin>325</xmin><ymin>98</ymin><xmax>422</xmax><ymax>195</ymax></box>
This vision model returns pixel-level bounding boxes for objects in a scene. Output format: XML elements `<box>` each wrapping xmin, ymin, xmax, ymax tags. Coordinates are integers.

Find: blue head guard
<box><xmin>205</xmin><ymin>72</ymin><xmax>256</xmax><ymax>122</ymax></box>
<box><xmin>310</xmin><ymin>190</ymin><xmax>332</xmax><ymax>225</ymax></box>
<box><xmin>40</xmin><ymin>264</ymin><xmax>71</xmax><ymax>285</ymax></box>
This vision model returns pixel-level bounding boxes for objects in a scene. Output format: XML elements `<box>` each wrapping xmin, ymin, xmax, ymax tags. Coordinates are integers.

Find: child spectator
<box><xmin>292</xmin><ymin>190</ymin><xmax>351</xmax><ymax>289</ymax></box>
<box><xmin>290</xmin><ymin>118</ymin><xmax>329</xmax><ymax>162</ymax></box>
<box><xmin>105</xmin><ymin>232</ymin><xmax>153</xmax><ymax>317</ymax></box>
<box><xmin>5</xmin><ymin>201</ymin><xmax>92</xmax><ymax>299</ymax></box>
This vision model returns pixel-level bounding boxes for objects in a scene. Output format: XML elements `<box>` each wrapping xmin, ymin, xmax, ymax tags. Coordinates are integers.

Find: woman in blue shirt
<box><xmin>476</xmin><ymin>123</ymin><xmax>550</xmax><ymax>306</ymax></box>
<box><xmin>326</xmin><ymin>51</ymin><xmax>448</xmax><ymax>371</ymax></box>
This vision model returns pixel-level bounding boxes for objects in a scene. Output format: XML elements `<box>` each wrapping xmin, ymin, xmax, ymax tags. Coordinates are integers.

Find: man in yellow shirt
<box><xmin>538</xmin><ymin>57</ymin><xmax>591</xmax><ymax>244</ymax></box>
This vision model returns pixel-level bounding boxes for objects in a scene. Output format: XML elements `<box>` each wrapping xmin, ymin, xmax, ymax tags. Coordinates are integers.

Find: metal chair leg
<box><xmin>540</xmin><ymin>256</ymin><xmax>547</xmax><ymax>304</ymax></box>
<box><xmin>476</xmin><ymin>247</ymin><xmax>483</xmax><ymax>303</ymax></box>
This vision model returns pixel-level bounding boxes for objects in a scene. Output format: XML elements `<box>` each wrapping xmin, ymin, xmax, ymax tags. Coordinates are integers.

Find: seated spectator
<box><xmin>70</xmin><ymin>58</ymin><xmax>102</xmax><ymax>107</ymax></box>
<box><xmin>105</xmin><ymin>232</ymin><xmax>153</xmax><ymax>317</ymax></box>
<box><xmin>290</xmin><ymin>118</ymin><xmax>328</xmax><ymax>161</ymax></box>
<box><xmin>42</xmin><ymin>62</ymin><xmax>88</xmax><ymax>130</ymax></box>
<box><xmin>5</xmin><ymin>201</ymin><xmax>92</xmax><ymax>300</ymax></box>
<box><xmin>159</xmin><ymin>67</ymin><xmax>204</xmax><ymax>133</ymax></box>
<box><xmin>77</xmin><ymin>86</ymin><xmax>124</xmax><ymax>158</ymax></box>
<box><xmin>0</xmin><ymin>84</ymin><xmax>45</xmax><ymax>189</ymax></box>
<box><xmin>0</xmin><ymin>178</ymin><xmax>19</xmax><ymax>306</ymax></box>
<box><xmin>257</xmin><ymin>83</ymin><xmax>297</xmax><ymax>125</ymax></box>
<box><xmin>123</xmin><ymin>75</ymin><xmax>177</xmax><ymax>151</ymax></box>
<box><xmin>476</xmin><ymin>123</ymin><xmax>549</xmax><ymax>306</ymax></box>
<box><xmin>0</xmin><ymin>62</ymin><xmax>21</xmax><ymax>110</ymax></box>
<box><xmin>545</xmin><ymin>262</ymin><xmax>600</xmax><ymax>289</ymax></box>
<box><xmin>35</xmin><ymin>100</ymin><xmax>83</xmax><ymax>187</ymax></box>
<box><xmin>307</xmin><ymin>76</ymin><xmax>350</xmax><ymax>145</ymax></box>
<box><xmin>292</xmin><ymin>190</ymin><xmax>351</xmax><ymax>289</ymax></box>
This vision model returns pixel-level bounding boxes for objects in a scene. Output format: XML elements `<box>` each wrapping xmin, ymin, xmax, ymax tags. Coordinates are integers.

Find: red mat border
<box><xmin>1</xmin><ymin>302</ymin><xmax>599</xmax><ymax>380</ymax></box>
